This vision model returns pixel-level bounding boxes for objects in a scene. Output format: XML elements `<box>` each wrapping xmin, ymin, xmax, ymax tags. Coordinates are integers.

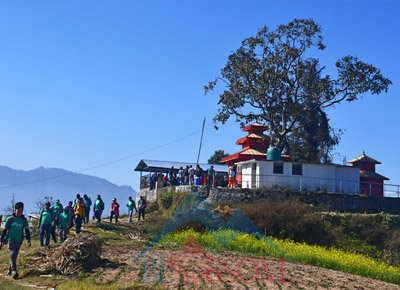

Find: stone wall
<box><xmin>141</xmin><ymin>185</ymin><xmax>197</xmax><ymax>202</ymax></box>
<box><xmin>208</xmin><ymin>187</ymin><xmax>400</xmax><ymax>215</ymax></box>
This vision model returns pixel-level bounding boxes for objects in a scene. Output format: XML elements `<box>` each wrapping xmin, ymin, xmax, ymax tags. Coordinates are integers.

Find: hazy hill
<box><xmin>0</xmin><ymin>166</ymin><xmax>136</xmax><ymax>214</ymax></box>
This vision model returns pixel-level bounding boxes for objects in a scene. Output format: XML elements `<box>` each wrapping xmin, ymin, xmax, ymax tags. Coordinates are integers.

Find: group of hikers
<box><xmin>0</xmin><ymin>195</ymin><xmax>147</xmax><ymax>280</ymax></box>
<box><xmin>148</xmin><ymin>164</ymin><xmax>220</xmax><ymax>189</ymax></box>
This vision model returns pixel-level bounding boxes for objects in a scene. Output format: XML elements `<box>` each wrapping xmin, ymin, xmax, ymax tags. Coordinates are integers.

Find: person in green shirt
<box><xmin>127</xmin><ymin>196</ymin><xmax>137</xmax><ymax>223</ymax></box>
<box><xmin>0</xmin><ymin>202</ymin><xmax>31</xmax><ymax>280</ymax></box>
<box><xmin>50</xmin><ymin>199</ymin><xmax>63</xmax><ymax>243</ymax></box>
<box><xmin>93</xmin><ymin>195</ymin><xmax>105</xmax><ymax>223</ymax></box>
<box><xmin>38</xmin><ymin>202</ymin><xmax>54</xmax><ymax>247</ymax></box>
<box><xmin>58</xmin><ymin>207</ymin><xmax>70</xmax><ymax>243</ymax></box>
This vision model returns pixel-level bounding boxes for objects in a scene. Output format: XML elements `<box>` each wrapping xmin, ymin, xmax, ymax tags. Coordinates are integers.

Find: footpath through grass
<box><xmin>160</xmin><ymin>229</ymin><xmax>400</xmax><ymax>285</ymax></box>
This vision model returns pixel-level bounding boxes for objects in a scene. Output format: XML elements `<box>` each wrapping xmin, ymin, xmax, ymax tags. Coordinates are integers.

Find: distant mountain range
<box><xmin>0</xmin><ymin>166</ymin><xmax>136</xmax><ymax>215</ymax></box>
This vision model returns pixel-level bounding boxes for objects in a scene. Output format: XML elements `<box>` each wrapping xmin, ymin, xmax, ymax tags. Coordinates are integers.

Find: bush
<box><xmin>238</xmin><ymin>199</ymin><xmax>334</xmax><ymax>246</ymax></box>
<box><xmin>160</xmin><ymin>191</ymin><xmax>173</xmax><ymax>209</ymax></box>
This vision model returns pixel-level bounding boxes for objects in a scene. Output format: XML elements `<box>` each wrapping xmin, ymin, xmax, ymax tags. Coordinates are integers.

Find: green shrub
<box><xmin>160</xmin><ymin>191</ymin><xmax>173</xmax><ymax>209</ymax></box>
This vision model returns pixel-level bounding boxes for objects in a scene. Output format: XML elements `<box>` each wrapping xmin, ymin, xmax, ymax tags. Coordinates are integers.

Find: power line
<box><xmin>0</xmin><ymin>123</ymin><xmax>237</xmax><ymax>191</ymax></box>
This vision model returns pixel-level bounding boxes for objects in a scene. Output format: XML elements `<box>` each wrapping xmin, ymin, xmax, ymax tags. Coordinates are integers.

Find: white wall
<box><xmin>238</xmin><ymin>160</ymin><xmax>359</xmax><ymax>194</ymax></box>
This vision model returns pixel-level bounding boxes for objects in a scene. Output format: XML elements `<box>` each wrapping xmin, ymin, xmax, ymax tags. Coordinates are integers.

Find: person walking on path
<box><xmin>127</xmin><ymin>196</ymin><xmax>137</xmax><ymax>223</ymax></box>
<box><xmin>58</xmin><ymin>207</ymin><xmax>70</xmax><ymax>243</ymax></box>
<box><xmin>110</xmin><ymin>198</ymin><xmax>120</xmax><ymax>223</ymax></box>
<box><xmin>93</xmin><ymin>195</ymin><xmax>105</xmax><ymax>223</ymax></box>
<box><xmin>51</xmin><ymin>199</ymin><xmax>63</xmax><ymax>243</ymax></box>
<box><xmin>138</xmin><ymin>196</ymin><xmax>147</xmax><ymax>221</ymax></box>
<box><xmin>83</xmin><ymin>194</ymin><xmax>92</xmax><ymax>224</ymax></box>
<box><xmin>38</xmin><ymin>202</ymin><xmax>54</xmax><ymax>247</ymax></box>
<box><xmin>74</xmin><ymin>199</ymin><xmax>85</xmax><ymax>234</ymax></box>
<box><xmin>66</xmin><ymin>201</ymin><xmax>74</xmax><ymax>230</ymax></box>
<box><xmin>0</xmin><ymin>202</ymin><xmax>31</xmax><ymax>280</ymax></box>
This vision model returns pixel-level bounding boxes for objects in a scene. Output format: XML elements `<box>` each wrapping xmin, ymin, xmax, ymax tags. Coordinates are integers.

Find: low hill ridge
<box><xmin>0</xmin><ymin>165</ymin><xmax>136</xmax><ymax>214</ymax></box>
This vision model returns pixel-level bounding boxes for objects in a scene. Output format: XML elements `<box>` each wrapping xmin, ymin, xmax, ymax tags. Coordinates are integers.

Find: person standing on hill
<box><xmin>138</xmin><ymin>196</ymin><xmax>147</xmax><ymax>221</ymax></box>
<box><xmin>188</xmin><ymin>165</ymin><xmax>195</xmax><ymax>185</ymax></box>
<box><xmin>83</xmin><ymin>194</ymin><xmax>92</xmax><ymax>224</ymax></box>
<box><xmin>93</xmin><ymin>195</ymin><xmax>105</xmax><ymax>223</ymax></box>
<box><xmin>184</xmin><ymin>165</ymin><xmax>189</xmax><ymax>185</ymax></box>
<box><xmin>126</xmin><ymin>196</ymin><xmax>137</xmax><ymax>223</ymax></box>
<box><xmin>74</xmin><ymin>199</ymin><xmax>85</xmax><ymax>234</ymax></box>
<box><xmin>58</xmin><ymin>207</ymin><xmax>70</xmax><ymax>243</ymax></box>
<box><xmin>178</xmin><ymin>167</ymin><xmax>185</xmax><ymax>185</ymax></box>
<box><xmin>110</xmin><ymin>198</ymin><xmax>120</xmax><ymax>223</ymax></box>
<box><xmin>51</xmin><ymin>199</ymin><xmax>63</xmax><ymax>243</ymax></box>
<box><xmin>208</xmin><ymin>165</ymin><xmax>216</xmax><ymax>188</ymax></box>
<box><xmin>0</xmin><ymin>202</ymin><xmax>31</xmax><ymax>280</ymax></box>
<box><xmin>74</xmin><ymin>194</ymin><xmax>84</xmax><ymax>208</ymax></box>
<box><xmin>228</xmin><ymin>166</ymin><xmax>236</xmax><ymax>188</ymax></box>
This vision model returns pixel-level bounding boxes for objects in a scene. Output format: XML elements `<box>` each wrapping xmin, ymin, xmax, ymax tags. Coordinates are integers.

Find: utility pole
<box><xmin>196</xmin><ymin>117</ymin><xmax>206</xmax><ymax>166</ymax></box>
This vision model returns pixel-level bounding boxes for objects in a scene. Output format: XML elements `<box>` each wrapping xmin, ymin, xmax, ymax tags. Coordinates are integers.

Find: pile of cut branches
<box><xmin>52</xmin><ymin>233</ymin><xmax>103</xmax><ymax>274</ymax></box>
<box><xmin>26</xmin><ymin>233</ymin><xmax>104</xmax><ymax>276</ymax></box>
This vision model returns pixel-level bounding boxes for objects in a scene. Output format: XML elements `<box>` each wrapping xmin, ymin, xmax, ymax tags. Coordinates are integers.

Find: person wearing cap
<box><xmin>58</xmin><ymin>207</ymin><xmax>70</xmax><ymax>243</ymax></box>
<box><xmin>38</xmin><ymin>202</ymin><xmax>54</xmax><ymax>247</ymax></box>
<box><xmin>74</xmin><ymin>199</ymin><xmax>85</xmax><ymax>234</ymax></box>
<box><xmin>50</xmin><ymin>199</ymin><xmax>63</xmax><ymax>243</ymax></box>
<box><xmin>138</xmin><ymin>196</ymin><xmax>147</xmax><ymax>221</ymax></box>
<box><xmin>0</xmin><ymin>202</ymin><xmax>31</xmax><ymax>280</ymax></box>
<box><xmin>93</xmin><ymin>195</ymin><xmax>105</xmax><ymax>223</ymax></box>
<box><xmin>110</xmin><ymin>198</ymin><xmax>120</xmax><ymax>223</ymax></box>
<box><xmin>126</xmin><ymin>196</ymin><xmax>137</xmax><ymax>223</ymax></box>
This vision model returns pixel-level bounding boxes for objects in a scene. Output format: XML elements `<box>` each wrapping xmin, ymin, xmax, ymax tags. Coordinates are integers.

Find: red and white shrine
<box><xmin>221</xmin><ymin>122</ymin><xmax>270</xmax><ymax>166</ymax></box>
<box><xmin>347</xmin><ymin>151</ymin><xmax>389</xmax><ymax>196</ymax></box>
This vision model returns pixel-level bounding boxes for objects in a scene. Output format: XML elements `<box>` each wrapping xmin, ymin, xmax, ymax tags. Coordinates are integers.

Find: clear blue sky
<box><xmin>0</xmin><ymin>0</ymin><xmax>399</xmax><ymax>192</ymax></box>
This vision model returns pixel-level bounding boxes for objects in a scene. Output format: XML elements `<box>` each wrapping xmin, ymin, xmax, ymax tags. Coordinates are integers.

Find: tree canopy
<box><xmin>205</xmin><ymin>19</ymin><xmax>392</xmax><ymax>162</ymax></box>
<box><xmin>208</xmin><ymin>149</ymin><xmax>230</xmax><ymax>164</ymax></box>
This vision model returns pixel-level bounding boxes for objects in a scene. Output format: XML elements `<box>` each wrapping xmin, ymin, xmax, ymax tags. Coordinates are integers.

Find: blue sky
<box><xmin>0</xmin><ymin>0</ymin><xmax>399</xmax><ymax>192</ymax></box>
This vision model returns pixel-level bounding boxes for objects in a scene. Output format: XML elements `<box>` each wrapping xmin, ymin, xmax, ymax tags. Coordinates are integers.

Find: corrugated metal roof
<box><xmin>134</xmin><ymin>159</ymin><xmax>228</xmax><ymax>173</ymax></box>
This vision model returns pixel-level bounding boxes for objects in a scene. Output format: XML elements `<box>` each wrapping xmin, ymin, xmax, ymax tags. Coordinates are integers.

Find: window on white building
<box><xmin>273</xmin><ymin>162</ymin><xmax>283</xmax><ymax>174</ymax></box>
<box><xmin>292</xmin><ymin>163</ymin><xmax>303</xmax><ymax>175</ymax></box>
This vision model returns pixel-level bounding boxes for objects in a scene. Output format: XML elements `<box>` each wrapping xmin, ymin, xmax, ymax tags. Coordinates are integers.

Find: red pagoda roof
<box><xmin>347</xmin><ymin>151</ymin><xmax>381</xmax><ymax>164</ymax></box>
<box><xmin>221</xmin><ymin>147</ymin><xmax>266</xmax><ymax>163</ymax></box>
<box><xmin>242</xmin><ymin>122</ymin><xmax>268</xmax><ymax>132</ymax></box>
<box><xmin>236</xmin><ymin>133</ymin><xmax>268</xmax><ymax>145</ymax></box>
<box><xmin>360</xmin><ymin>171</ymin><xmax>389</xmax><ymax>180</ymax></box>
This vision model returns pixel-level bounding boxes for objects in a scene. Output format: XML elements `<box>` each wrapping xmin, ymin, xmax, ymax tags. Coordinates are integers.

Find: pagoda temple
<box><xmin>221</xmin><ymin>123</ymin><xmax>270</xmax><ymax>166</ymax></box>
<box><xmin>347</xmin><ymin>151</ymin><xmax>389</xmax><ymax>196</ymax></box>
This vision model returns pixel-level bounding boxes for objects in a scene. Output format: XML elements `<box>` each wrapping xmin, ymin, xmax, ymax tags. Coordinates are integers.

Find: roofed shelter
<box><xmin>134</xmin><ymin>159</ymin><xmax>228</xmax><ymax>190</ymax></box>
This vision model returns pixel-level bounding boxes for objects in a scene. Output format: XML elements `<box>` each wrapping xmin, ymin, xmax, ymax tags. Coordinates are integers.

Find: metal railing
<box><xmin>237</xmin><ymin>172</ymin><xmax>360</xmax><ymax>194</ymax></box>
<box><xmin>235</xmin><ymin>172</ymin><xmax>400</xmax><ymax>197</ymax></box>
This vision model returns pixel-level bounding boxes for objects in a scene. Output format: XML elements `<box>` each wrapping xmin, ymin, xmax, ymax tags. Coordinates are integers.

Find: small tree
<box><xmin>3</xmin><ymin>193</ymin><xmax>16</xmax><ymax>214</ymax></box>
<box><xmin>208</xmin><ymin>150</ymin><xmax>230</xmax><ymax>164</ymax></box>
